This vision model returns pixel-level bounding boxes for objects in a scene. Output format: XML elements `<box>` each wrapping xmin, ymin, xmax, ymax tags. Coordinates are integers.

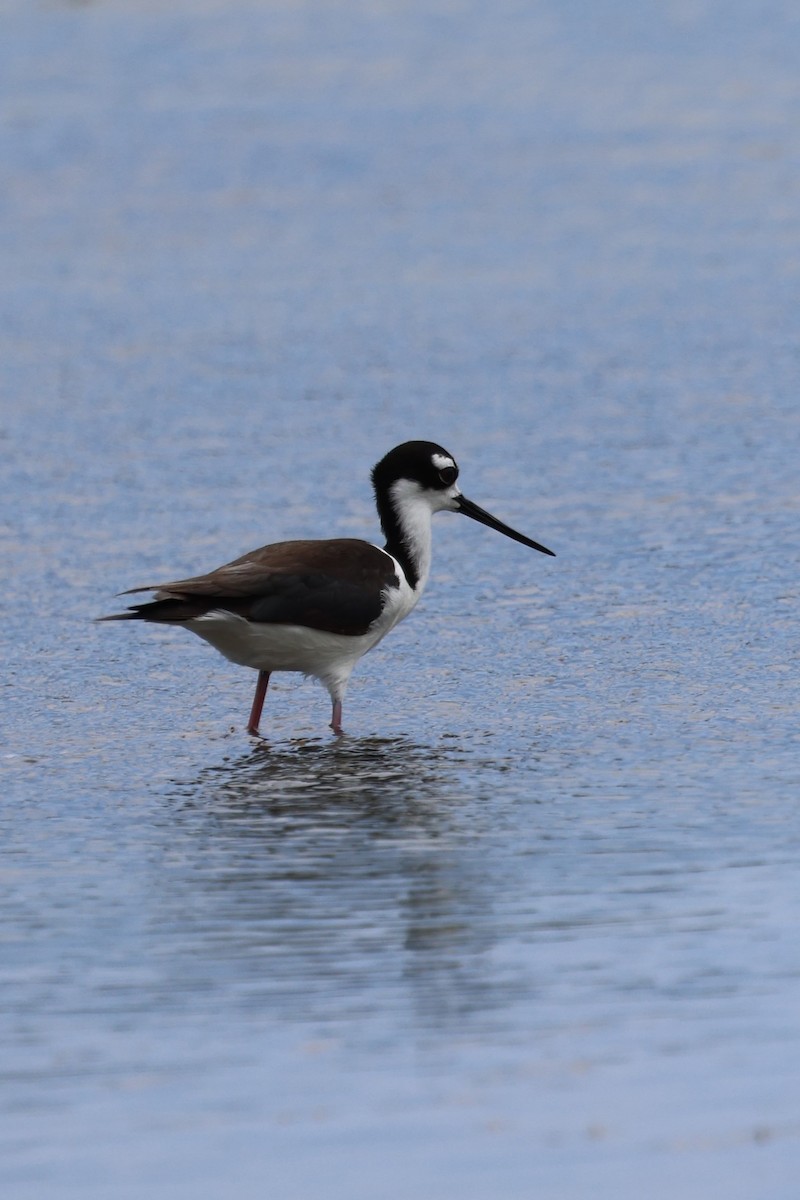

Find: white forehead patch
<box><xmin>431</xmin><ymin>453</ymin><xmax>456</xmax><ymax>471</ymax></box>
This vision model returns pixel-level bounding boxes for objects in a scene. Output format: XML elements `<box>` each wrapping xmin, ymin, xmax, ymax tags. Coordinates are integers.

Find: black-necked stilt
<box><xmin>100</xmin><ymin>441</ymin><xmax>554</xmax><ymax>735</ymax></box>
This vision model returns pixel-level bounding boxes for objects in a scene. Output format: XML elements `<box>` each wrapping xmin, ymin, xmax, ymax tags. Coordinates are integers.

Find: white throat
<box><xmin>388</xmin><ymin>478</ymin><xmax>460</xmax><ymax>593</ymax></box>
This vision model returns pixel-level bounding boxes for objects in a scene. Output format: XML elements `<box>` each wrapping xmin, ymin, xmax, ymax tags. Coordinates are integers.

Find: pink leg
<box><xmin>330</xmin><ymin>699</ymin><xmax>343</xmax><ymax>735</ymax></box>
<box><xmin>247</xmin><ymin>670</ymin><xmax>270</xmax><ymax>735</ymax></box>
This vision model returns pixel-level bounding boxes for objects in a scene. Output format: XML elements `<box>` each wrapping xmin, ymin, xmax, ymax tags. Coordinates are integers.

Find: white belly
<box><xmin>187</xmin><ymin>611</ymin><xmax>382</xmax><ymax>675</ymax></box>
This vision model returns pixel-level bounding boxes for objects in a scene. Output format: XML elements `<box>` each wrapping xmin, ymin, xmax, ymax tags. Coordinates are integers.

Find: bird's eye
<box><xmin>438</xmin><ymin>467</ymin><xmax>457</xmax><ymax>485</ymax></box>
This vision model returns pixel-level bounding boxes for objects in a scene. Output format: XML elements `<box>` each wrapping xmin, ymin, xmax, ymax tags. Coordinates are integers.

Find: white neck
<box><xmin>387</xmin><ymin>479</ymin><xmax>436</xmax><ymax>592</ymax></box>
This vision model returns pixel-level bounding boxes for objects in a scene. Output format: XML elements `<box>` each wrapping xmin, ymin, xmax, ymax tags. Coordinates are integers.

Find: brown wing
<box><xmin>104</xmin><ymin>539</ymin><xmax>400</xmax><ymax>636</ymax></box>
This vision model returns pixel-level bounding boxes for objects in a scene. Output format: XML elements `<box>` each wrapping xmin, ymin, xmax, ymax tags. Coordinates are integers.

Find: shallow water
<box><xmin>2</xmin><ymin>1</ymin><xmax>800</xmax><ymax>1196</ymax></box>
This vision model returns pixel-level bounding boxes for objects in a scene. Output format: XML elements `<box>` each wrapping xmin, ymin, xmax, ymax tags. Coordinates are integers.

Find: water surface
<box><xmin>2</xmin><ymin>1</ymin><xmax>799</xmax><ymax>1196</ymax></box>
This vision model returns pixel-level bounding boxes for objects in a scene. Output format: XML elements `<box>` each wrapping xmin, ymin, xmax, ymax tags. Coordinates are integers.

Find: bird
<box><xmin>99</xmin><ymin>440</ymin><xmax>554</xmax><ymax>735</ymax></box>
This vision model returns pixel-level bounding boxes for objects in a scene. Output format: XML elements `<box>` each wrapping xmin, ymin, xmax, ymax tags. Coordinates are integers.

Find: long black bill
<box><xmin>456</xmin><ymin>495</ymin><xmax>555</xmax><ymax>556</ymax></box>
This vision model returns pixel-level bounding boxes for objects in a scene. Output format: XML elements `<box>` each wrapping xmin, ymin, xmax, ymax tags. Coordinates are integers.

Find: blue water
<box><xmin>2</xmin><ymin>1</ymin><xmax>799</xmax><ymax>1196</ymax></box>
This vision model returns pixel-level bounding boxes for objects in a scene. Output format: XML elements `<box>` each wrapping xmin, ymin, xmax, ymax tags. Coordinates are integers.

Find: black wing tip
<box><xmin>96</xmin><ymin>588</ymin><xmax>156</xmax><ymax>620</ymax></box>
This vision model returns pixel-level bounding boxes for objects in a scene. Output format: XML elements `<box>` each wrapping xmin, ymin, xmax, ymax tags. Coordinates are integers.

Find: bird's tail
<box><xmin>96</xmin><ymin>596</ymin><xmax>204</xmax><ymax>623</ymax></box>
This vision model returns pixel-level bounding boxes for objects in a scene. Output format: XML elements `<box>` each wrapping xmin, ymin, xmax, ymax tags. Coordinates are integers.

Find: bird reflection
<box><xmin>156</xmin><ymin>737</ymin><xmax>518</xmax><ymax>1035</ymax></box>
<box><xmin>174</xmin><ymin>734</ymin><xmax>460</xmax><ymax>820</ymax></box>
